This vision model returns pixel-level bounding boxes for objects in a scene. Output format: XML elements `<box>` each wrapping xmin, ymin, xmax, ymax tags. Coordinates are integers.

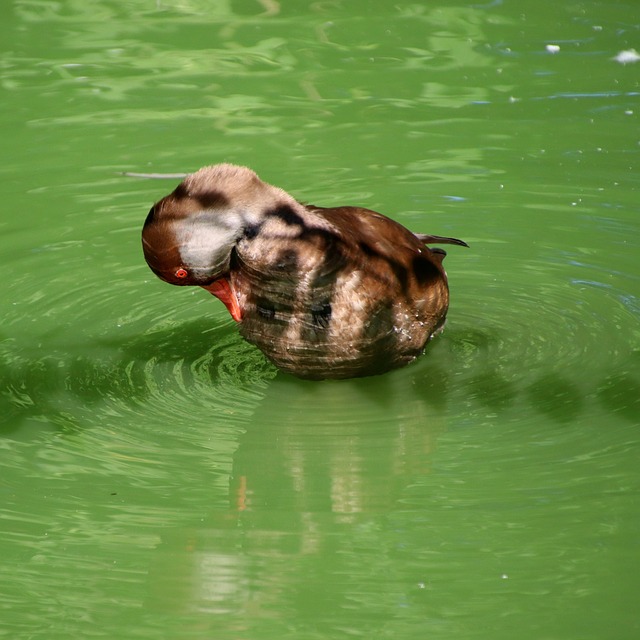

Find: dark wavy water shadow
<box><xmin>2</xmin><ymin>322</ymin><xmax>638</xmax><ymax>438</ymax></box>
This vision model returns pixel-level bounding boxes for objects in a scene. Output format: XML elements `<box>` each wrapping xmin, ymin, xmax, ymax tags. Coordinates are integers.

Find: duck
<box><xmin>141</xmin><ymin>164</ymin><xmax>467</xmax><ymax>379</ymax></box>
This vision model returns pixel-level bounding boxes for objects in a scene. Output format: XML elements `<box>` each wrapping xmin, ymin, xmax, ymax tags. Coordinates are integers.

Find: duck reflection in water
<box><xmin>145</xmin><ymin>372</ymin><xmax>446</xmax><ymax>630</ymax></box>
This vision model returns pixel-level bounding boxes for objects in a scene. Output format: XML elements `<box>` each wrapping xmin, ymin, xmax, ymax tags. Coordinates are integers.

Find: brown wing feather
<box><xmin>229</xmin><ymin>204</ymin><xmax>454</xmax><ymax>378</ymax></box>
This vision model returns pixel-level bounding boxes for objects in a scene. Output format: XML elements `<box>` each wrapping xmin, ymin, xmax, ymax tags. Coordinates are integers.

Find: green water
<box><xmin>2</xmin><ymin>1</ymin><xmax>639</xmax><ymax>638</ymax></box>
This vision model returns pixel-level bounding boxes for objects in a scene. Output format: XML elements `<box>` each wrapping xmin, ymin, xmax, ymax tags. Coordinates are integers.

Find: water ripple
<box><xmin>3</xmin><ymin>205</ymin><xmax>638</xmax><ymax>443</ymax></box>
<box><xmin>439</xmin><ymin>248</ymin><xmax>639</xmax><ymax>423</ymax></box>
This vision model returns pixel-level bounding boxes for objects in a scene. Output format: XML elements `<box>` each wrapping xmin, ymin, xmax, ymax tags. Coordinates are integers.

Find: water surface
<box><xmin>1</xmin><ymin>1</ymin><xmax>639</xmax><ymax>638</ymax></box>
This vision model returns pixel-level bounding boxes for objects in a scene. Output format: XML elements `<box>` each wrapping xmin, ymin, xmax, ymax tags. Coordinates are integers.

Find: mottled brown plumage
<box><xmin>141</xmin><ymin>164</ymin><xmax>467</xmax><ymax>379</ymax></box>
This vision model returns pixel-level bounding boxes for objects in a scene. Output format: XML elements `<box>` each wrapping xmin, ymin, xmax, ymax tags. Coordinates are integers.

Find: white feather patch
<box><xmin>175</xmin><ymin>209</ymin><xmax>243</xmax><ymax>272</ymax></box>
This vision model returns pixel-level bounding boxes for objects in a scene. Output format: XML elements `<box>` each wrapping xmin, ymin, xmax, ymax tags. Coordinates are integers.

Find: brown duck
<box><xmin>141</xmin><ymin>164</ymin><xmax>467</xmax><ymax>379</ymax></box>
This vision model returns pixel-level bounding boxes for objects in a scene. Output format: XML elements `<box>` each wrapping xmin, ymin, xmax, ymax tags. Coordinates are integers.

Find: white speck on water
<box><xmin>546</xmin><ymin>44</ymin><xmax>560</xmax><ymax>54</ymax></box>
<box><xmin>613</xmin><ymin>49</ymin><xmax>640</xmax><ymax>64</ymax></box>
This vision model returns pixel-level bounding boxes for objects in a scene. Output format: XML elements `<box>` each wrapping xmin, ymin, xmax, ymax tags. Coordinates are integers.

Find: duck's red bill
<box><xmin>201</xmin><ymin>278</ymin><xmax>243</xmax><ymax>322</ymax></box>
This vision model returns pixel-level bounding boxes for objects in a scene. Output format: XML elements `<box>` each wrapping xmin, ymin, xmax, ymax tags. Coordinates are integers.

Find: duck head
<box><xmin>141</xmin><ymin>164</ymin><xmax>296</xmax><ymax>322</ymax></box>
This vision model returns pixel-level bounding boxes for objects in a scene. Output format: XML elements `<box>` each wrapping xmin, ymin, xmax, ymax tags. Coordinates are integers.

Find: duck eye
<box><xmin>175</xmin><ymin>268</ymin><xmax>188</xmax><ymax>279</ymax></box>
